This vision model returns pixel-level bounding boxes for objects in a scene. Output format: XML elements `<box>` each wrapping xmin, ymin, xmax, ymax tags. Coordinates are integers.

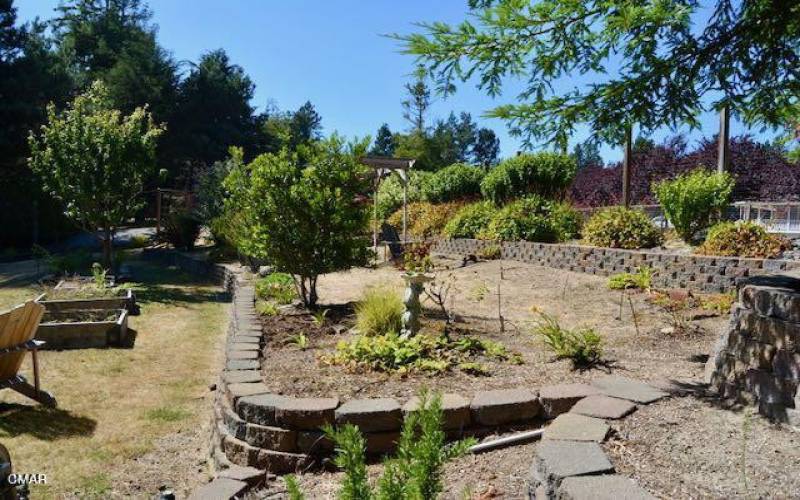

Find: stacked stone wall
<box><xmin>434</xmin><ymin>239</ymin><xmax>800</xmax><ymax>293</ymax></box>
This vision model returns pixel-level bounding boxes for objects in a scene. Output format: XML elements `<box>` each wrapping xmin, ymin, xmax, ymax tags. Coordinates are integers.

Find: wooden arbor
<box><xmin>360</xmin><ymin>157</ymin><xmax>416</xmax><ymax>247</ymax></box>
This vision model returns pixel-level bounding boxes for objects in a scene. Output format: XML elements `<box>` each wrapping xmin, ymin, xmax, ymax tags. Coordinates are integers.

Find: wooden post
<box><xmin>622</xmin><ymin>124</ymin><xmax>632</xmax><ymax>208</ymax></box>
<box><xmin>402</xmin><ymin>170</ymin><xmax>408</xmax><ymax>243</ymax></box>
<box><xmin>373</xmin><ymin>177</ymin><xmax>379</xmax><ymax>250</ymax></box>
<box><xmin>717</xmin><ymin>105</ymin><xmax>730</xmax><ymax>173</ymax></box>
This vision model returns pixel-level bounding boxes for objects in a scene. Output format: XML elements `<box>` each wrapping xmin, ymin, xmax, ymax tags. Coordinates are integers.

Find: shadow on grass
<box><xmin>0</xmin><ymin>403</ymin><xmax>96</xmax><ymax>440</ymax></box>
<box><xmin>125</xmin><ymin>261</ymin><xmax>230</xmax><ymax>306</ymax></box>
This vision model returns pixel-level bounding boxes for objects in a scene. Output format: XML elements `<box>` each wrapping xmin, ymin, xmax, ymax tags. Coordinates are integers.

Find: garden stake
<box><xmin>497</xmin><ymin>282</ymin><xmax>505</xmax><ymax>333</ymax></box>
<box><xmin>469</xmin><ymin>428</ymin><xmax>545</xmax><ymax>453</ymax></box>
<box><xmin>617</xmin><ymin>290</ymin><xmax>625</xmax><ymax>320</ymax></box>
<box><xmin>627</xmin><ymin>293</ymin><xmax>640</xmax><ymax>336</ymax></box>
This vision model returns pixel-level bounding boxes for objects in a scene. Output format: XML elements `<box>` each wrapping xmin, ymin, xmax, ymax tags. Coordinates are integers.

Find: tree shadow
<box><xmin>0</xmin><ymin>403</ymin><xmax>97</xmax><ymax>441</ymax></box>
<box><xmin>124</xmin><ymin>261</ymin><xmax>230</xmax><ymax>306</ymax></box>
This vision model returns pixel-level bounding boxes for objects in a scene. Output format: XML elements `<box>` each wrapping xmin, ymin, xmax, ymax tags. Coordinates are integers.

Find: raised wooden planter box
<box><xmin>36</xmin><ymin>287</ymin><xmax>139</xmax><ymax>315</ymax></box>
<box><xmin>35</xmin><ymin>308</ymin><xmax>130</xmax><ymax>350</ymax></box>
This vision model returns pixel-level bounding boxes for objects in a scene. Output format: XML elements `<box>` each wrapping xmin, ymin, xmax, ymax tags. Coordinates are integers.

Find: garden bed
<box><xmin>36</xmin><ymin>307</ymin><xmax>130</xmax><ymax>349</ymax></box>
<box><xmin>35</xmin><ymin>286</ymin><xmax>138</xmax><ymax>314</ymax></box>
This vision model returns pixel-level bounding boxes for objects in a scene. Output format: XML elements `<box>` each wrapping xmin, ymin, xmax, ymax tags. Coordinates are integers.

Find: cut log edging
<box><xmin>433</xmin><ymin>238</ymin><xmax>800</xmax><ymax>293</ymax></box>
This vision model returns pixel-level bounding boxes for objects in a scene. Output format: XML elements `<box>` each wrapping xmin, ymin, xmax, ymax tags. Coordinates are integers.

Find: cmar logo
<box><xmin>7</xmin><ymin>473</ymin><xmax>47</xmax><ymax>485</ymax></box>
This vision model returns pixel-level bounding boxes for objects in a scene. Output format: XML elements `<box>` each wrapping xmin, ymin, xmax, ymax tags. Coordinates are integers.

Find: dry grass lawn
<box><xmin>0</xmin><ymin>260</ymin><xmax>228</xmax><ymax>498</ymax></box>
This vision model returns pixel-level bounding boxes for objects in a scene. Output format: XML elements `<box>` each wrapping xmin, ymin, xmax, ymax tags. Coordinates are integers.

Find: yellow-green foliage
<box><xmin>355</xmin><ymin>287</ymin><xmax>404</xmax><ymax>336</ymax></box>
<box><xmin>698</xmin><ymin>221</ymin><xmax>789</xmax><ymax>258</ymax></box>
<box><xmin>607</xmin><ymin>266</ymin><xmax>652</xmax><ymax>291</ymax></box>
<box><xmin>532</xmin><ymin>311</ymin><xmax>603</xmax><ymax>367</ymax></box>
<box><xmin>443</xmin><ymin>201</ymin><xmax>498</xmax><ymax>239</ymax></box>
<box><xmin>698</xmin><ymin>292</ymin><xmax>736</xmax><ymax>315</ymax></box>
<box><xmin>388</xmin><ymin>201</ymin><xmax>465</xmax><ymax>238</ymax></box>
<box><xmin>255</xmin><ymin>273</ymin><xmax>297</xmax><ymax>304</ymax></box>
<box><xmin>583</xmin><ymin>206</ymin><xmax>663</xmax><ymax>249</ymax></box>
<box><xmin>478</xmin><ymin>244</ymin><xmax>502</xmax><ymax>260</ymax></box>
<box><xmin>256</xmin><ymin>300</ymin><xmax>279</xmax><ymax>316</ymax></box>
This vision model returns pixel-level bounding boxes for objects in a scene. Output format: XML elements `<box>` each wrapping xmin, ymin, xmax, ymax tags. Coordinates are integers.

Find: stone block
<box><xmin>538</xmin><ymin>384</ymin><xmax>600</xmax><ymax>419</ymax></box>
<box><xmin>470</xmin><ymin>388</ymin><xmax>541</xmax><ymax>426</ymax></box>
<box><xmin>222</xmin><ymin>370</ymin><xmax>262</xmax><ymax>385</ymax></box>
<box><xmin>569</xmin><ymin>395</ymin><xmax>636</xmax><ymax>420</ymax></box>
<box><xmin>253</xmin><ymin>448</ymin><xmax>311</xmax><ymax>474</ymax></box>
<box><xmin>218</xmin><ymin>465</ymin><xmax>266</xmax><ymax>487</ymax></box>
<box><xmin>236</xmin><ymin>394</ymin><xmax>287</xmax><ymax>426</ymax></box>
<box><xmin>773</xmin><ymin>349</ymin><xmax>800</xmax><ymax>382</ymax></box>
<box><xmin>364</xmin><ymin>431</ymin><xmax>401</xmax><ymax>455</ymax></box>
<box><xmin>403</xmin><ymin>393</ymin><xmax>471</xmax><ymax>430</ymax></box>
<box><xmin>228</xmin><ymin>342</ymin><xmax>260</xmax><ymax>352</ymax></box>
<box><xmin>558</xmin><ymin>475</ymin><xmax>656</xmax><ymax>500</ymax></box>
<box><xmin>542</xmin><ymin>413</ymin><xmax>610</xmax><ymax>442</ymax></box>
<box><xmin>227</xmin><ymin>359</ymin><xmax>259</xmax><ymax>371</ymax></box>
<box><xmin>187</xmin><ymin>477</ymin><xmax>248</xmax><ymax>500</ymax></box>
<box><xmin>528</xmin><ymin>440</ymin><xmax>613</xmax><ymax>499</ymax></box>
<box><xmin>227</xmin><ymin>350</ymin><xmax>258</xmax><ymax>360</ymax></box>
<box><xmin>591</xmin><ymin>376</ymin><xmax>668</xmax><ymax>404</ymax></box>
<box><xmin>244</xmin><ymin>423</ymin><xmax>296</xmax><ymax>451</ymax></box>
<box><xmin>745</xmin><ymin>369</ymin><xmax>793</xmax><ymax>405</ymax></box>
<box><xmin>226</xmin><ymin>383</ymin><xmax>270</xmax><ymax>405</ymax></box>
<box><xmin>296</xmin><ymin>431</ymin><xmax>334</xmax><ymax>454</ymax></box>
<box><xmin>275</xmin><ymin>397</ymin><xmax>339</xmax><ymax>430</ymax></box>
<box><xmin>335</xmin><ymin>398</ymin><xmax>402</xmax><ymax>432</ymax></box>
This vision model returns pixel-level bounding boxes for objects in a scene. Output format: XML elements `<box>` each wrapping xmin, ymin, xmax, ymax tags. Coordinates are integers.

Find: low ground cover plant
<box><xmin>697</xmin><ymin>221</ymin><xmax>789</xmax><ymax>258</ymax></box>
<box><xmin>480</xmin><ymin>152</ymin><xmax>576</xmax><ymax>204</ymax></box>
<box><xmin>286</xmin><ymin>392</ymin><xmax>475</xmax><ymax>500</ymax></box>
<box><xmin>607</xmin><ymin>266</ymin><xmax>653</xmax><ymax>291</ymax></box>
<box><xmin>443</xmin><ymin>201</ymin><xmax>497</xmax><ymax>239</ymax></box>
<box><xmin>698</xmin><ymin>292</ymin><xmax>735</xmax><ymax>315</ymax></box>
<box><xmin>422</xmin><ymin>162</ymin><xmax>485</xmax><ymax>203</ymax></box>
<box><xmin>583</xmin><ymin>206</ymin><xmax>663</xmax><ymax>249</ymax></box>
<box><xmin>532</xmin><ymin>310</ymin><xmax>604</xmax><ymax>368</ymax></box>
<box><xmin>653</xmin><ymin>168</ymin><xmax>734</xmax><ymax>243</ymax></box>
<box><xmin>354</xmin><ymin>286</ymin><xmax>404</xmax><ymax>337</ymax></box>
<box><xmin>255</xmin><ymin>272</ymin><xmax>297</xmax><ymax>304</ymax></box>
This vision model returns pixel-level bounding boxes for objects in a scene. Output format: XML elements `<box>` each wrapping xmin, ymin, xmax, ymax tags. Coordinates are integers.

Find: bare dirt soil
<box><xmin>253</xmin><ymin>256</ymin><xmax>800</xmax><ymax>498</ymax></box>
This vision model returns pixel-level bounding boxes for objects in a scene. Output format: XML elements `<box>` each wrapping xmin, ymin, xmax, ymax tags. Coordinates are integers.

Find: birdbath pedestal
<box><xmin>400</xmin><ymin>272</ymin><xmax>435</xmax><ymax>338</ymax></box>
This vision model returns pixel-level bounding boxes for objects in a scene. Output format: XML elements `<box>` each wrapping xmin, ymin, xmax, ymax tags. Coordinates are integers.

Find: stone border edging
<box><xmin>433</xmin><ymin>239</ymin><xmax>800</xmax><ymax>293</ymax></box>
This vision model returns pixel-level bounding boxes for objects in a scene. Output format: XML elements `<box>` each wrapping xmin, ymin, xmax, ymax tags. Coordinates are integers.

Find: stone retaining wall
<box><xmin>706</xmin><ymin>273</ymin><xmax>800</xmax><ymax>427</ymax></box>
<box><xmin>141</xmin><ymin>248</ymin><xmax>238</xmax><ymax>291</ymax></box>
<box><xmin>433</xmin><ymin>239</ymin><xmax>800</xmax><ymax>293</ymax></box>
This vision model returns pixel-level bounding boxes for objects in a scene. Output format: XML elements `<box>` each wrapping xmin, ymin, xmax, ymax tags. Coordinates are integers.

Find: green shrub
<box><xmin>550</xmin><ymin>202</ymin><xmax>583</xmax><ymax>241</ymax></box>
<box><xmin>162</xmin><ymin>210</ymin><xmax>201</xmax><ymax>251</ymax></box>
<box><xmin>285</xmin><ymin>392</ymin><xmax>474</xmax><ymax>499</ymax></box>
<box><xmin>376</xmin><ymin>170</ymin><xmax>432</xmax><ymax>219</ymax></box>
<box><xmin>388</xmin><ymin>201</ymin><xmax>464</xmax><ymax>238</ymax></box>
<box><xmin>483</xmin><ymin>196</ymin><xmax>558</xmax><ymax>242</ymax></box>
<box><xmin>255</xmin><ymin>273</ymin><xmax>297</xmax><ymax>304</ymax></box>
<box><xmin>355</xmin><ymin>287</ymin><xmax>404</xmax><ymax>336</ymax></box>
<box><xmin>443</xmin><ymin>201</ymin><xmax>498</xmax><ymax>239</ymax></box>
<box><xmin>698</xmin><ymin>221</ymin><xmax>789</xmax><ymax>258</ymax></box>
<box><xmin>532</xmin><ymin>311</ymin><xmax>604</xmax><ymax>368</ymax></box>
<box><xmin>477</xmin><ymin>244</ymin><xmax>502</xmax><ymax>260</ymax></box>
<box><xmin>583</xmin><ymin>206</ymin><xmax>663</xmax><ymax>249</ymax></box>
<box><xmin>653</xmin><ymin>168</ymin><xmax>734</xmax><ymax>242</ymax></box>
<box><xmin>422</xmin><ymin>163</ymin><xmax>485</xmax><ymax>203</ymax></box>
<box><xmin>480</xmin><ymin>152</ymin><xmax>576</xmax><ymax>204</ymax></box>
<box><xmin>607</xmin><ymin>266</ymin><xmax>652</xmax><ymax>291</ymax></box>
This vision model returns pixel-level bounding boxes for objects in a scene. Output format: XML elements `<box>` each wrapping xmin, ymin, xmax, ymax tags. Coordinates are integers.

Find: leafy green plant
<box><xmin>607</xmin><ymin>267</ymin><xmax>653</xmax><ymax>291</ymax></box>
<box><xmin>255</xmin><ymin>273</ymin><xmax>297</xmax><ymax>304</ymax></box>
<box><xmin>355</xmin><ymin>287</ymin><xmax>404</xmax><ymax>337</ymax></box>
<box><xmin>91</xmin><ymin>262</ymin><xmax>107</xmax><ymax>289</ymax></box>
<box><xmin>422</xmin><ymin>163</ymin><xmax>485</xmax><ymax>203</ymax></box>
<box><xmin>256</xmin><ymin>300</ymin><xmax>279</xmax><ymax>317</ymax></box>
<box><xmin>480</xmin><ymin>152</ymin><xmax>576</xmax><ymax>204</ymax></box>
<box><xmin>312</xmin><ymin>309</ymin><xmax>329</xmax><ymax>326</ymax></box>
<box><xmin>583</xmin><ymin>206</ymin><xmax>663</xmax><ymax>249</ymax></box>
<box><xmin>161</xmin><ymin>209</ymin><xmax>202</xmax><ymax>251</ymax></box>
<box><xmin>477</xmin><ymin>244</ymin><xmax>501</xmax><ymax>260</ymax></box>
<box><xmin>697</xmin><ymin>221</ymin><xmax>789</xmax><ymax>258</ymax></box>
<box><xmin>287</xmin><ymin>393</ymin><xmax>475</xmax><ymax>499</ymax></box>
<box><xmin>481</xmin><ymin>195</ymin><xmax>558</xmax><ymax>242</ymax></box>
<box><xmin>28</xmin><ymin>81</ymin><xmax>163</xmax><ymax>267</ymax></box>
<box><xmin>549</xmin><ymin>202</ymin><xmax>583</xmax><ymax>241</ymax></box>
<box><xmin>289</xmin><ymin>333</ymin><xmax>309</xmax><ymax>350</ymax></box>
<box><xmin>698</xmin><ymin>292</ymin><xmax>736</xmax><ymax>315</ymax></box>
<box><xmin>402</xmin><ymin>242</ymin><xmax>433</xmax><ymax>272</ymax></box>
<box><xmin>458</xmin><ymin>362</ymin><xmax>490</xmax><ymax>376</ymax></box>
<box><xmin>653</xmin><ymin>168</ymin><xmax>734</xmax><ymax>242</ymax></box>
<box><xmin>443</xmin><ymin>200</ymin><xmax>497</xmax><ymax>239</ymax></box>
<box><xmin>532</xmin><ymin>311</ymin><xmax>604</xmax><ymax>368</ymax></box>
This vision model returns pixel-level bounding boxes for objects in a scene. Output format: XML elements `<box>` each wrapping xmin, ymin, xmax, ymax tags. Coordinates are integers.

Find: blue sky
<box><xmin>17</xmin><ymin>0</ymin><xmax>779</xmax><ymax>162</ymax></box>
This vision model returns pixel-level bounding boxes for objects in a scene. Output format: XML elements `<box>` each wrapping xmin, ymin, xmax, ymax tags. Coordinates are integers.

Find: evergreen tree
<box><xmin>572</xmin><ymin>139</ymin><xmax>603</xmax><ymax>170</ymax></box>
<box><xmin>290</xmin><ymin>100</ymin><xmax>322</xmax><ymax>148</ymax></box>
<box><xmin>370</xmin><ymin>123</ymin><xmax>396</xmax><ymax>157</ymax></box>
<box><xmin>402</xmin><ymin>66</ymin><xmax>431</xmax><ymax>133</ymax></box>
<box><xmin>472</xmin><ymin>127</ymin><xmax>500</xmax><ymax>166</ymax></box>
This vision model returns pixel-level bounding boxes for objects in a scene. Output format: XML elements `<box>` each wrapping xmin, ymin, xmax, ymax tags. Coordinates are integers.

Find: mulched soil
<box><xmin>255</xmin><ymin>256</ymin><xmax>799</xmax><ymax>498</ymax></box>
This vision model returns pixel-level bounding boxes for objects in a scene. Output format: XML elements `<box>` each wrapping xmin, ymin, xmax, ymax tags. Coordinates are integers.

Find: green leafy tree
<box><xmin>398</xmin><ymin>1</ymin><xmax>800</xmax><ymax>147</ymax></box>
<box><xmin>472</xmin><ymin>127</ymin><xmax>500</xmax><ymax>166</ymax></box>
<box><xmin>402</xmin><ymin>66</ymin><xmax>432</xmax><ymax>133</ymax></box>
<box><xmin>653</xmin><ymin>168</ymin><xmax>734</xmax><ymax>243</ymax></box>
<box><xmin>28</xmin><ymin>81</ymin><xmax>163</xmax><ymax>266</ymax></box>
<box><xmin>370</xmin><ymin>123</ymin><xmax>396</xmax><ymax>157</ymax></box>
<box><xmin>572</xmin><ymin>139</ymin><xmax>603</xmax><ymax>170</ymax></box>
<box><xmin>234</xmin><ymin>136</ymin><xmax>371</xmax><ymax>307</ymax></box>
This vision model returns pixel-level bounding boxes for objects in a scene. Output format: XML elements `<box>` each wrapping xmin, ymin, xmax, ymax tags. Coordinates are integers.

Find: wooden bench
<box><xmin>0</xmin><ymin>301</ymin><xmax>56</xmax><ymax>407</ymax></box>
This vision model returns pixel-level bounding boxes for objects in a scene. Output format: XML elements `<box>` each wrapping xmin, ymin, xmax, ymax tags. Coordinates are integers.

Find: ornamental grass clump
<box><xmin>355</xmin><ymin>286</ymin><xmax>404</xmax><ymax>337</ymax></box>
<box><xmin>583</xmin><ymin>206</ymin><xmax>663</xmax><ymax>249</ymax></box>
<box><xmin>653</xmin><ymin>168</ymin><xmax>734</xmax><ymax>243</ymax></box>
<box><xmin>697</xmin><ymin>221</ymin><xmax>789</xmax><ymax>258</ymax></box>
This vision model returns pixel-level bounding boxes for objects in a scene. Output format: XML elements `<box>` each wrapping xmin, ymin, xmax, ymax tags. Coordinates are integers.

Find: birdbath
<box><xmin>400</xmin><ymin>271</ymin><xmax>435</xmax><ymax>338</ymax></box>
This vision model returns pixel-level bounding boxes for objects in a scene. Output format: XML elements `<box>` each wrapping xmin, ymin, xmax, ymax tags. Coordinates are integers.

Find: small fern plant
<box><xmin>284</xmin><ymin>392</ymin><xmax>475</xmax><ymax>499</ymax></box>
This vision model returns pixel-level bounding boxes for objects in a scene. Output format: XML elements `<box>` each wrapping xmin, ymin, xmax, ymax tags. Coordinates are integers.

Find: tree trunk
<box><xmin>308</xmin><ymin>276</ymin><xmax>318</xmax><ymax>308</ymax></box>
<box><xmin>101</xmin><ymin>225</ymin><xmax>113</xmax><ymax>269</ymax></box>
